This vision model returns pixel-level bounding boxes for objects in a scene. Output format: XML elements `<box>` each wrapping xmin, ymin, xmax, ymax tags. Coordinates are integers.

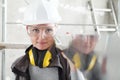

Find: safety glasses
<box><xmin>27</xmin><ymin>24</ymin><xmax>56</xmax><ymax>37</ymax></box>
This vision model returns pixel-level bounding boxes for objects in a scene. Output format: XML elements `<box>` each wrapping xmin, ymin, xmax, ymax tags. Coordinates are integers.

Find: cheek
<box><xmin>48</xmin><ymin>37</ymin><xmax>54</xmax><ymax>45</ymax></box>
<box><xmin>30</xmin><ymin>36</ymin><xmax>37</xmax><ymax>44</ymax></box>
<box><xmin>91</xmin><ymin>43</ymin><xmax>96</xmax><ymax>49</ymax></box>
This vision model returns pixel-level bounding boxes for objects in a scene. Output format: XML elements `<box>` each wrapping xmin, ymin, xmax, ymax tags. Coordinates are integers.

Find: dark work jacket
<box><xmin>64</xmin><ymin>46</ymin><xmax>101</xmax><ymax>80</ymax></box>
<box><xmin>11</xmin><ymin>45</ymin><xmax>71</xmax><ymax>80</ymax></box>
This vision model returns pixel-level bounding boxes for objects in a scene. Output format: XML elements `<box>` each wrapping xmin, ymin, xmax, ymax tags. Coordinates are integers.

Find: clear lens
<box><xmin>79</xmin><ymin>35</ymin><xmax>98</xmax><ymax>41</ymax></box>
<box><xmin>27</xmin><ymin>25</ymin><xmax>55</xmax><ymax>37</ymax></box>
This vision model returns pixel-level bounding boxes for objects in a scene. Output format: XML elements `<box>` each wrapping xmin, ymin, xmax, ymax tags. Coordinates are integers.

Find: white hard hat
<box><xmin>81</xmin><ymin>26</ymin><xmax>98</xmax><ymax>36</ymax></box>
<box><xmin>76</xmin><ymin>26</ymin><xmax>98</xmax><ymax>35</ymax></box>
<box><xmin>23</xmin><ymin>0</ymin><xmax>61</xmax><ymax>25</ymax></box>
<box><xmin>71</xmin><ymin>26</ymin><xmax>99</xmax><ymax>37</ymax></box>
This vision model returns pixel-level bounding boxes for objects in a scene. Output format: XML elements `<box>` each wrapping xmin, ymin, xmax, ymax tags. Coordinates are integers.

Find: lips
<box><xmin>38</xmin><ymin>42</ymin><xmax>47</xmax><ymax>45</ymax></box>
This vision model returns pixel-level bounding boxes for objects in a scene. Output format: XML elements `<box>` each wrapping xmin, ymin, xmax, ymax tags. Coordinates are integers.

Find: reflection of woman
<box><xmin>11</xmin><ymin>1</ymin><xmax>71</xmax><ymax>80</ymax></box>
<box><xmin>64</xmin><ymin>33</ymin><xmax>102</xmax><ymax>80</ymax></box>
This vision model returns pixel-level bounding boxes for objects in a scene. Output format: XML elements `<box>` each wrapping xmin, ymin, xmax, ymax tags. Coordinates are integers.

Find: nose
<box><xmin>38</xmin><ymin>30</ymin><xmax>47</xmax><ymax>39</ymax></box>
<box><xmin>83</xmin><ymin>36</ymin><xmax>90</xmax><ymax>45</ymax></box>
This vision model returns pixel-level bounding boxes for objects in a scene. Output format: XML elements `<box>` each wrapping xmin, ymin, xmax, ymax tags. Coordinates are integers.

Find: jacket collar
<box><xmin>12</xmin><ymin>44</ymin><xmax>63</xmax><ymax>73</ymax></box>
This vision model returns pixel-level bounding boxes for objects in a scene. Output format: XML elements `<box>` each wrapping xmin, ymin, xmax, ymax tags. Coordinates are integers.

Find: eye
<box><xmin>45</xmin><ymin>28</ymin><xmax>53</xmax><ymax>33</ymax></box>
<box><xmin>90</xmin><ymin>35</ymin><xmax>96</xmax><ymax>40</ymax></box>
<box><xmin>79</xmin><ymin>35</ymin><xmax>83</xmax><ymax>38</ymax></box>
<box><xmin>31</xmin><ymin>28</ymin><xmax>39</xmax><ymax>33</ymax></box>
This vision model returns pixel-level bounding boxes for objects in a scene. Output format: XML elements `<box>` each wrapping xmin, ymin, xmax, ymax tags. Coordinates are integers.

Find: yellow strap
<box><xmin>28</xmin><ymin>49</ymin><xmax>52</xmax><ymax>67</ymax></box>
<box><xmin>28</xmin><ymin>49</ymin><xmax>35</xmax><ymax>66</ymax></box>
<box><xmin>43</xmin><ymin>50</ymin><xmax>52</xmax><ymax>67</ymax></box>
<box><xmin>72</xmin><ymin>53</ymin><xmax>81</xmax><ymax>68</ymax></box>
<box><xmin>72</xmin><ymin>53</ymin><xmax>97</xmax><ymax>71</ymax></box>
<box><xmin>87</xmin><ymin>55</ymin><xmax>97</xmax><ymax>71</ymax></box>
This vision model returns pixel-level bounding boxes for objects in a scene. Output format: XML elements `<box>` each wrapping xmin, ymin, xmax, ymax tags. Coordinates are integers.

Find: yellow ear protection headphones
<box><xmin>73</xmin><ymin>52</ymin><xmax>97</xmax><ymax>71</ymax></box>
<box><xmin>28</xmin><ymin>49</ymin><xmax>52</xmax><ymax>67</ymax></box>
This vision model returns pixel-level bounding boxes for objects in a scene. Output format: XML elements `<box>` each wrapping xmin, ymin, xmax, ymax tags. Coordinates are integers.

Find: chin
<box><xmin>35</xmin><ymin>46</ymin><xmax>48</xmax><ymax>50</ymax></box>
<box><xmin>84</xmin><ymin>50</ymin><xmax>92</xmax><ymax>54</ymax></box>
<box><xmin>84</xmin><ymin>52</ymin><xmax>90</xmax><ymax>55</ymax></box>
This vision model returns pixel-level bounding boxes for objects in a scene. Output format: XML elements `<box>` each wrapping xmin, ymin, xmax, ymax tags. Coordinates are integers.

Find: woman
<box><xmin>64</xmin><ymin>30</ymin><xmax>102</xmax><ymax>80</ymax></box>
<box><xmin>11</xmin><ymin>0</ymin><xmax>71</xmax><ymax>80</ymax></box>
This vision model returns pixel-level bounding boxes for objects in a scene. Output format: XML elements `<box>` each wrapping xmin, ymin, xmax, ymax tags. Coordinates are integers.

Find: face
<box><xmin>72</xmin><ymin>35</ymin><xmax>98</xmax><ymax>54</ymax></box>
<box><xmin>26</xmin><ymin>24</ymin><xmax>56</xmax><ymax>50</ymax></box>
